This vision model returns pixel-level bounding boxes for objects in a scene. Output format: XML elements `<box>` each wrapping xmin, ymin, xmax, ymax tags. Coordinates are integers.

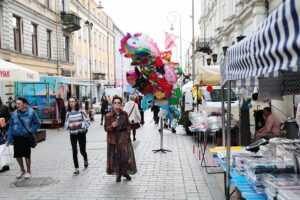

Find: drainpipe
<box><xmin>56</xmin><ymin>0</ymin><xmax>61</xmax><ymax>76</ymax></box>
<box><xmin>265</xmin><ymin>0</ymin><xmax>269</xmax><ymax>17</ymax></box>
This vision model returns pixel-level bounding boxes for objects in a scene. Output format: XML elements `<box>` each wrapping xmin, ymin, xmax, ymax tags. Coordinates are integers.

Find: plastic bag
<box><xmin>0</xmin><ymin>144</ymin><xmax>13</xmax><ymax>168</ymax></box>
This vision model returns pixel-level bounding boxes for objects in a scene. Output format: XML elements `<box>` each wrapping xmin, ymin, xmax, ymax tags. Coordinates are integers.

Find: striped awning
<box><xmin>226</xmin><ymin>0</ymin><xmax>300</xmax><ymax>81</ymax></box>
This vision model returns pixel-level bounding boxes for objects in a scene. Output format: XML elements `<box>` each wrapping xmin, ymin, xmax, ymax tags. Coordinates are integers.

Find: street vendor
<box><xmin>256</xmin><ymin>107</ymin><xmax>281</xmax><ymax>139</ymax></box>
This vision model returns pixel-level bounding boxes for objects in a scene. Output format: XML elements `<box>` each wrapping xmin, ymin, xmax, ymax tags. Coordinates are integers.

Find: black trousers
<box><xmin>70</xmin><ymin>134</ymin><xmax>88</xmax><ymax>168</ymax></box>
<box><xmin>140</xmin><ymin>110</ymin><xmax>144</xmax><ymax>124</ymax></box>
<box><xmin>101</xmin><ymin>113</ymin><xmax>106</xmax><ymax>124</ymax></box>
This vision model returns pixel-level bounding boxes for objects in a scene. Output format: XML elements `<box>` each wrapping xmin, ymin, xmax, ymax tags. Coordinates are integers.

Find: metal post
<box><xmin>160</xmin><ymin>118</ymin><xmax>163</xmax><ymax>149</ymax></box>
<box><xmin>88</xmin><ymin>24</ymin><xmax>93</xmax><ymax>109</ymax></box>
<box><xmin>225</xmin><ymin>81</ymin><xmax>232</xmax><ymax>200</ymax></box>
<box><xmin>192</xmin><ymin>0</ymin><xmax>195</xmax><ymax>83</ymax></box>
<box><xmin>121</xmin><ymin>53</ymin><xmax>124</xmax><ymax>99</ymax></box>
<box><xmin>221</xmin><ymin>86</ymin><xmax>226</xmax><ymax>146</ymax></box>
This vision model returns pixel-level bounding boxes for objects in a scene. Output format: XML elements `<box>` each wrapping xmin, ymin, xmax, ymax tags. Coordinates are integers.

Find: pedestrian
<box><xmin>123</xmin><ymin>94</ymin><xmax>141</xmax><ymax>141</ymax></box>
<box><xmin>64</xmin><ymin>96</ymin><xmax>90</xmax><ymax>176</ymax></box>
<box><xmin>104</xmin><ymin>96</ymin><xmax>137</xmax><ymax>182</ymax></box>
<box><xmin>6</xmin><ymin>97</ymin><xmax>41</xmax><ymax>179</ymax></box>
<box><xmin>135</xmin><ymin>95</ymin><xmax>144</xmax><ymax>125</ymax></box>
<box><xmin>100</xmin><ymin>96</ymin><xmax>108</xmax><ymax>125</ymax></box>
<box><xmin>0</xmin><ymin>97</ymin><xmax>11</xmax><ymax>172</ymax></box>
<box><xmin>151</xmin><ymin>104</ymin><xmax>160</xmax><ymax>125</ymax></box>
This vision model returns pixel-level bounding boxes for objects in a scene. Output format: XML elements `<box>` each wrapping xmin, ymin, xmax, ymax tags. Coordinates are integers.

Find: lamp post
<box><xmin>85</xmin><ymin>20</ymin><xmax>93</xmax><ymax>109</ymax></box>
<box><xmin>167</xmin><ymin>11</ymin><xmax>182</xmax><ymax>89</ymax></box>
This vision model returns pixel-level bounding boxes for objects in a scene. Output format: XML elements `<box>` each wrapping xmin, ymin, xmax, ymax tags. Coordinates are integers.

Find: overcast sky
<box><xmin>99</xmin><ymin>0</ymin><xmax>201</xmax><ymax>66</ymax></box>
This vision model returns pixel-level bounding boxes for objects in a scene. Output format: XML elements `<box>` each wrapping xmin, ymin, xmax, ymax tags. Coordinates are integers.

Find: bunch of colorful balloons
<box><xmin>120</xmin><ymin>33</ymin><xmax>183</xmax><ymax>121</ymax></box>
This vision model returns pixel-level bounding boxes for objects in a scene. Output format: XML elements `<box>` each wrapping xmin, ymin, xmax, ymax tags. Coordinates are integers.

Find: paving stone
<box><xmin>0</xmin><ymin>112</ymin><xmax>223</xmax><ymax>200</ymax></box>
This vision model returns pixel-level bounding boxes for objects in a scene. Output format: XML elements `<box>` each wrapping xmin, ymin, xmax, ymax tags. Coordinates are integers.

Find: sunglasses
<box><xmin>113</xmin><ymin>101</ymin><xmax>121</xmax><ymax>105</ymax></box>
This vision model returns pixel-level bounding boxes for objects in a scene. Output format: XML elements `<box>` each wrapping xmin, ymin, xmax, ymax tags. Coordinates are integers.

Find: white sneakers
<box><xmin>16</xmin><ymin>171</ymin><xmax>25</xmax><ymax>179</ymax></box>
<box><xmin>24</xmin><ymin>173</ymin><xmax>32</xmax><ymax>179</ymax></box>
<box><xmin>16</xmin><ymin>172</ymin><xmax>31</xmax><ymax>179</ymax></box>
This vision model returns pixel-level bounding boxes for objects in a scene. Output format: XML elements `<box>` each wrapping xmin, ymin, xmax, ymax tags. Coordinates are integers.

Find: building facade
<box><xmin>70</xmin><ymin>0</ymin><xmax>116</xmax><ymax>101</ymax></box>
<box><xmin>195</xmin><ymin>0</ymin><xmax>282</xmax><ymax>83</ymax></box>
<box><xmin>0</xmin><ymin>0</ymin><xmax>79</xmax><ymax>102</ymax></box>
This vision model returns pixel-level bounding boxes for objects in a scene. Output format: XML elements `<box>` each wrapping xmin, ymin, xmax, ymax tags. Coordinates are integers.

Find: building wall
<box><xmin>197</xmin><ymin>0</ymin><xmax>294</xmax><ymax>122</ymax></box>
<box><xmin>70</xmin><ymin>0</ymin><xmax>115</xmax><ymax>82</ymax></box>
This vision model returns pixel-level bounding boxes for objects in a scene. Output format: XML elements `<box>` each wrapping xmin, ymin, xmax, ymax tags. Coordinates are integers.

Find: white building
<box><xmin>196</xmin><ymin>0</ymin><xmax>295</xmax><ymax>122</ymax></box>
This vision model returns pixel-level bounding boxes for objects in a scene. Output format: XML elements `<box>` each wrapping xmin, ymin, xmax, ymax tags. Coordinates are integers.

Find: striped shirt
<box><xmin>64</xmin><ymin>110</ymin><xmax>90</xmax><ymax>134</ymax></box>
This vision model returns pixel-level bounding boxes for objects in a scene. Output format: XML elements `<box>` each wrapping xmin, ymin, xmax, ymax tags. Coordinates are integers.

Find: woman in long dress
<box><xmin>104</xmin><ymin>96</ymin><xmax>137</xmax><ymax>182</ymax></box>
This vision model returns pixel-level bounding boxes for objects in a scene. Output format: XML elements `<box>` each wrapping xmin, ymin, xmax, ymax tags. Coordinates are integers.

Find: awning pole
<box><xmin>221</xmin><ymin>86</ymin><xmax>225</xmax><ymax>146</ymax></box>
<box><xmin>225</xmin><ymin>80</ymin><xmax>232</xmax><ymax>200</ymax></box>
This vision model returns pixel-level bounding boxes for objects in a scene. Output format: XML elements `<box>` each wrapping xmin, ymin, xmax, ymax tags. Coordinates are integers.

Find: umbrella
<box><xmin>0</xmin><ymin>59</ymin><xmax>39</xmax><ymax>82</ymax></box>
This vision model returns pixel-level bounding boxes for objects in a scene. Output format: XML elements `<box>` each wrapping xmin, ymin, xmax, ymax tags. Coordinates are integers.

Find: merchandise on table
<box><xmin>277</xmin><ymin>189</ymin><xmax>300</xmax><ymax>200</ymax></box>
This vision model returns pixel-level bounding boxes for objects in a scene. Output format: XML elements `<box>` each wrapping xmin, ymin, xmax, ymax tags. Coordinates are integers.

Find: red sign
<box><xmin>0</xmin><ymin>71</ymin><xmax>10</xmax><ymax>77</ymax></box>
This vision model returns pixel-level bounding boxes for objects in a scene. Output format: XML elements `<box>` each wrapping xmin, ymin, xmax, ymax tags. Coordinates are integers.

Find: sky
<box><xmin>99</xmin><ymin>0</ymin><xmax>201</xmax><ymax>67</ymax></box>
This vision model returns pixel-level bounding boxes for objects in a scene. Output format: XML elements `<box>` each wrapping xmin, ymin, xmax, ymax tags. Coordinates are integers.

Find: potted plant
<box><xmin>178</xmin><ymin>110</ymin><xmax>192</xmax><ymax>135</ymax></box>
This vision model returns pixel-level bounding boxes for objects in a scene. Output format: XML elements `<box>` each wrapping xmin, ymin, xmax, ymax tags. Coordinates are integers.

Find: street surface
<box><xmin>0</xmin><ymin>111</ymin><xmax>224</xmax><ymax>200</ymax></box>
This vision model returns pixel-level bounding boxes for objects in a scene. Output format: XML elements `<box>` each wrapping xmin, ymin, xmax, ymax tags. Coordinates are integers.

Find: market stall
<box><xmin>220</xmin><ymin>0</ymin><xmax>300</xmax><ymax>199</ymax></box>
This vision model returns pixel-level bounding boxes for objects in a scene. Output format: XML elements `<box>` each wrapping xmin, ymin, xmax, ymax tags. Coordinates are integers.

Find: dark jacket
<box><xmin>101</xmin><ymin>100</ymin><xmax>109</xmax><ymax>114</ymax></box>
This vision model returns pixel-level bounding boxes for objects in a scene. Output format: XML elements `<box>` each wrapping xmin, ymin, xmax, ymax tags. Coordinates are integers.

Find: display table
<box><xmin>213</xmin><ymin>152</ymin><xmax>267</xmax><ymax>200</ymax></box>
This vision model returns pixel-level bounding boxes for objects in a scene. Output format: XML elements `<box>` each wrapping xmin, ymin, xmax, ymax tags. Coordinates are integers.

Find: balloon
<box><xmin>157</xmin><ymin>78</ymin><xmax>173</xmax><ymax>95</ymax></box>
<box><xmin>164</xmin><ymin>65</ymin><xmax>178</xmax><ymax>85</ymax></box>
<box><xmin>153</xmin><ymin>56</ymin><xmax>164</xmax><ymax>68</ymax></box>
<box><xmin>149</xmin><ymin>72</ymin><xmax>157</xmax><ymax>80</ymax></box>
<box><xmin>141</xmin><ymin>94</ymin><xmax>154</xmax><ymax>112</ymax></box>
<box><xmin>154</xmin><ymin>99</ymin><xmax>169</xmax><ymax>106</ymax></box>
<box><xmin>174</xmin><ymin>87</ymin><xmax>182</xmax><ymax>99</ymax></box>
<box><xmin>174</xmin><ymin>66</ymin><xmax>183</xmax><ymax>76</ymax></box>
<box><xmin>126</xmin><ymin>70</ymin><xmax>138</xmax><ymax>85</ymax></box>
<box><xmin>207</xmin><ymin>85</ymin><xmax>213</xmax><ymax>93</ymax></box>
<box><xmin>141</xmin><ymin>83</ymin><xmax>153</xmax><ymax>95</ymax></box>
<box><xmin>169</xmin><ymin>97</ymin><xmax>178</xmax><ymax>105</ymax></box>
<box><xmin>154</xmin><ymin>90</ymin><xmax>166</xmax><ymax>99</ymax></box>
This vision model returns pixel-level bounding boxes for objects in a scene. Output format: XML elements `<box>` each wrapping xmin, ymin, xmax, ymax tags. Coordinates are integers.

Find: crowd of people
<box><xmin>0</xmin><ymin>93</ymin><xmax>162</xmax><ymax>183</ymax></box>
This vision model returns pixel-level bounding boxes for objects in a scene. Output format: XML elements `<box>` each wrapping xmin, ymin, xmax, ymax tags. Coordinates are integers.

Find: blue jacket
<box><xmin>7</xmin><ymin>108</ymin><xmax>41</xmax><ymax>144</ymax></box>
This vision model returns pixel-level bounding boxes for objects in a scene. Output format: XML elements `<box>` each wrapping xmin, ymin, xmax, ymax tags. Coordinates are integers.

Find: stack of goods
<box><xmin>262</xmin><ymin>173</ymin><xmax>300</xmax><ymax>200</ymax></box>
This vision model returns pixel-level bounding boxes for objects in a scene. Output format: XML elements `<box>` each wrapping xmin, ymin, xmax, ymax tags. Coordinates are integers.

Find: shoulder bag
<box><xmin>128</xmin><ymin>104</ymin><xmax>140</xmax><ymax>130</ymax></box>
<box><xmin>17</xmin><ymin>112</ymin><xmax>37</xmax><ymax>148</ymax></box>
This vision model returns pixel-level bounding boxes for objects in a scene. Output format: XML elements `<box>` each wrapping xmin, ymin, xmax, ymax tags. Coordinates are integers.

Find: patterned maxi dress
<box><xmin>104</xmin><ymin>110</ymin><xmax>137</xmax><ymax>176</ymax></box>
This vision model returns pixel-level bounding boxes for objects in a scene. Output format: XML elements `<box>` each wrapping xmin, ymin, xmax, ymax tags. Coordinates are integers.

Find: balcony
<box><xmin>61</xmin><ymin>12</ymin><xmax>81</xmax><ymax>32</ymax></box>
<box><xmin>196</xmin><ymin>38</ymin><xmax>213</xmax><ymax>54</ymax></box>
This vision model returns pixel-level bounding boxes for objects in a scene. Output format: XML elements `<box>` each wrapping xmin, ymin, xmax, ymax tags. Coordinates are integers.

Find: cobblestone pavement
<box><xmin>0</xmin><ymin>111</ymin><xmax>224</xmax><ymax>200</ymax></box>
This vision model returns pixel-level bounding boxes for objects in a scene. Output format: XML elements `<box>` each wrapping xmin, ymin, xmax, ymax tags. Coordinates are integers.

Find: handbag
<box><xmin>17</xmin><ymin>112</ymin><xmax>37</xmax><ymax>148</ymax></box>
<box><xmin>128</xmin><ymin>104</ymin><xmax>140</xmax><ymax>130</ymax></box>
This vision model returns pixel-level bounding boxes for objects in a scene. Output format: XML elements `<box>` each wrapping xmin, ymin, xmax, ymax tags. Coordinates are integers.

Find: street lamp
<box><xmin>167</xmin><ymin>11</ymin><xmax>182</xmax><ymax>89</ymax></box>
<box><xmin>85</xmin><ymin>20</ymin><xmax>93</xmax><ymax>109</ymax></box>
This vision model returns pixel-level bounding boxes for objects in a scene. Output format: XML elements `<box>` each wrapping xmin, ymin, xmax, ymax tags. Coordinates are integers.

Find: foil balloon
<box><xmin>126</xmin><ymin>70</ymin><xmax>138</xmax><ymax>85</ymax></box>
<box><xmin>141</xmin><ymin>94</ymin><xmax>154</xmax><ymax>112</ymax></box>
<box><xmin>154</xmin><ymin>90</ymin><xmax>166</xmax><ymax>99</ymax></box>
<box><xmin>154</xmin><ymin>99</ymin><xmax>169</xmax><ymax>107</ymax></box>
<box><xmin>164</xmin><ymin>64</ymin><xmax>178</xmax><ymax>85</ymax></box>
<box><xmin>207</xmin><ymin>85</ymin><xmax>213</xmax><ymax>93</ymax></box>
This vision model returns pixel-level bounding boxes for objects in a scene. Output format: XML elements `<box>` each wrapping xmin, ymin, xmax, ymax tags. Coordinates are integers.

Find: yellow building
<box><xmin>70</xmin><ymin>0</ymin><xmax>115</xmax><ymax>101</ymax></box>
<box><xmin>0</xmin><ymin>0</ymin><xmax>81</xmax><ymax>102</ymax></box>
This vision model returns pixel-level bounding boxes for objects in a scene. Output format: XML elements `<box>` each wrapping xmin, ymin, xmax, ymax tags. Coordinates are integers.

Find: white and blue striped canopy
<box><xmin>222</xmin><ymin>0</ymin><xmax>300</xmax><ymax>85</ymax></box>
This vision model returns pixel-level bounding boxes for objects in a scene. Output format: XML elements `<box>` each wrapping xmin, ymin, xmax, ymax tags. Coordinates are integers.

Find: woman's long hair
<box><xmin>67</xmin><ymin>96</ymin><xmax>80</xmax><ymax>112</ymax></box>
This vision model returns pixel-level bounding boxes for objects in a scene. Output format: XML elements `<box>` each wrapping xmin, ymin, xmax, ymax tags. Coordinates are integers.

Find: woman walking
<box><xmin>104</xmin><ymin>96</ymin><xmax>137</xmax><ymax>182</ymax></box>
<box><xmin>123</xmin><ymin>94</ymin><xmax>141</xmax><ymax>141</ymax></box>
<box><xmin>64</xmin><ymin>96</ymin><xmax>90</xmax><ymax>175</ymax></box>
<box><xmin>100</xmin><ymin>96</ymin><xmax>108</xmax><ymax>125</ymax></box>
<box><xmin>6</xmin><ymin>97</ymin><xmax>41</xmax><ymax>179</ymax></box>
<box><xmin>0</xmin><ymin>97</ymin><xmax>11</xmax><ymax>172</ymax></box>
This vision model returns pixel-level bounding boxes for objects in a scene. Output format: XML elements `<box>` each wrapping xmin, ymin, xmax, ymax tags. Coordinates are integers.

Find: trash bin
<box><xmin>285</xmin><ymin>118</ymin><xmax>299</xmax><ymax>139</ymax></box>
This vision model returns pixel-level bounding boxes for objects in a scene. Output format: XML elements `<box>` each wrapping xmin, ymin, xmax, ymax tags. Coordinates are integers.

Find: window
<box><xmin>47</xmin><ymin>30</ymin><xmax>51</xmax><ymax>59</ymax></box>
<box><xmin>31</xmin><ymin>23</ymin><xmax>38</xmax><ymax>56</ymax></box>
<box><xmin>63</xmin><ymin>35</ymin><xmax>69</xmax><ymax>62</ymax></box>
<box><xmin>13</xmin><ymin>15</ymin><xmax>22</xmax><ymax>52</ymax></box>
<box><xmin>202</xmin><ymin>89</ymin><xmax>237</xmax><ymax>102</ymax></box>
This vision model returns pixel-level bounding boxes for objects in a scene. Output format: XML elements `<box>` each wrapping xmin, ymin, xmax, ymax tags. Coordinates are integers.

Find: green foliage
<box><xmin>178</xmin><ymin>110</ymin><xmax>192</xmax><ymax>127</ymax></box>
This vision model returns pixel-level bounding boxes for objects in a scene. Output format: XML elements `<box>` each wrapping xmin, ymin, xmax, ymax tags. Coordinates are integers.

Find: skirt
<box><xmin>13</xmin><ymin>135</ymin><xmax>31</xmax><ymax>158</ymax></box>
